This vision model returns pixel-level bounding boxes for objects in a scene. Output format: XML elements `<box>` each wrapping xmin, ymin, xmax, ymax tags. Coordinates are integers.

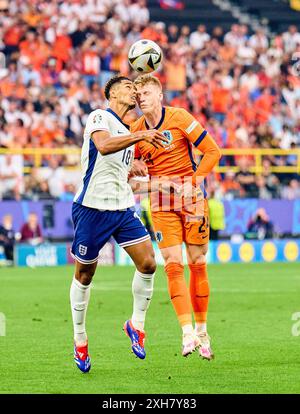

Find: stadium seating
<box><xmin>0</xmin><ymin>0</ymin><xmax>299</xmax><ymax>203</ymax></box>
<box><xmin>230</xmin><ymin>0</ymin><xmax>300</xmax><ymax>31</ymax></box>
<box><xmin>148</xmin><ymin>0</ymin><xmax>239</xmax><ymax>31</ymax></box>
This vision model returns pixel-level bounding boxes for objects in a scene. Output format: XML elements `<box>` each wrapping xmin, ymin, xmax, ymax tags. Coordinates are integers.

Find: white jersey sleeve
<box><xmin>85</xmin><ymin>109</ymin><xmax>109</xmax><ymax>137</ymax></box>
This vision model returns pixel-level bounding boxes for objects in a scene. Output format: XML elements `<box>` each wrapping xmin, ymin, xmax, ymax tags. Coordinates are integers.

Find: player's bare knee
<box><xmin>190</xmin><ymin>254</ymin><xmax>207</xmax><ymax>265</ymax></box>
<box><xmin>75</xmin><ymin>272</ymin><xmax>93</xmax><ymax>285</ymax></box>
<box><xmin>139</xmin><ymin>255</ymin><xmax>156</xmax><ymax>274</ymax></box>
<box><xmin>78</xmin><ymin>273</ymin><xmax>93</xmax><ymax>285</ymax></box>
<box><xmin>75</xmin><ymin>263</ymin><xmax>96</xmax><ymax>285</ymax></box>
<box><xmin>164</xmin><ymin>257</ymin><xmax>184</xmax><ymax>266</ymax></box>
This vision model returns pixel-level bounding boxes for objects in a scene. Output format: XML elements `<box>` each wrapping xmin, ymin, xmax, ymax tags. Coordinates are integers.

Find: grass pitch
<box><xmin>0</xmin><ymin>262</ymin><xmax>299</xmax><ymax>394</ymax></box>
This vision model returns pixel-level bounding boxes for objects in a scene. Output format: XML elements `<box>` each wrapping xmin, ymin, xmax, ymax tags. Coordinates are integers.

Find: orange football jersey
<box><xmin>131</xmin><ymin>106</ymin><xmax>221</xmax><ymax>212</ymax></box>
<box><xmin>131</xmin><ymin>106</ymin><xmax>206</xmax><ymax>178</ymax></box>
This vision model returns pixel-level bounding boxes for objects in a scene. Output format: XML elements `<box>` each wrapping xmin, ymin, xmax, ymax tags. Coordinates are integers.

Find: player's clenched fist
<box><xmin>133</xmin><ymin>129</ymin><xmax>168</xmax><ymax>148</ymax></box>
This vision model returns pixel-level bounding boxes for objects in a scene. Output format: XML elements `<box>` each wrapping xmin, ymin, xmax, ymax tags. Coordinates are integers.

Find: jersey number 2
<box><xmin>198</xmin><ymin>217</ymin><xmax>209</xmax><ymax>233</ymax></box>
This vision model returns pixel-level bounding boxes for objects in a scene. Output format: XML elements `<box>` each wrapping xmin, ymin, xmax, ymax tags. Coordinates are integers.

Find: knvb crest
<box><xmin>79</xmin><ymin>244</ymin><xmax>87</xmax><ymax>256</ymax></box>
<box><xmin>162</xmin><ymin>130</ymin><xmax>173</xmax><ymax>146</ymax></box>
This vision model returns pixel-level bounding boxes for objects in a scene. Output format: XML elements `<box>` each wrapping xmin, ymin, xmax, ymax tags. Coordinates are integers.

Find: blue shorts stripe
<box><xmin>119</xmin><ymin>234</ymin><xmax>150</xmax><ymax>247</ymax></box>
<box><xmin>70</xmin><ymin>251</ymin><xmax>99</xmax><ymax>264</ymax></box>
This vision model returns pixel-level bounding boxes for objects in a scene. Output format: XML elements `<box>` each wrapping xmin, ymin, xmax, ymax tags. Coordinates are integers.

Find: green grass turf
<box><xmin>0</xmin><ymin>262</ymin><xmax>300</xmax><ymax>394</ymax></box>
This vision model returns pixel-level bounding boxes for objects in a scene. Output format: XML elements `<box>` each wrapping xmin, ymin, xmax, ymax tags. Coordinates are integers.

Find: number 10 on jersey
<box><xmin>122</xmin><ymin>149</ymin><xmax>133</xmax><ymax>166</ymax></box>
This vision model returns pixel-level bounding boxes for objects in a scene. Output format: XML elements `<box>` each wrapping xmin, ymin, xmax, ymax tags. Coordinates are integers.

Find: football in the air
<box><xmin>128</xmin><ymin>39</ymin><xmax>162</xmax><ymax>73</ymax></box>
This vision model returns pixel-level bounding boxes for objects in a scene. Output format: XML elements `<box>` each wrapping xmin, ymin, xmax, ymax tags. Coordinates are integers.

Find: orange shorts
<box><xmin>151</xmin><ymin>198</ymin><xmax>210</xmax><ymax>249</ymax></box>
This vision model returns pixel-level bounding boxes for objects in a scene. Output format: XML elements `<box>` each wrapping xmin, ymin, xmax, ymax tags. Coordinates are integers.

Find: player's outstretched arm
<box><xmin>92</xmin><ymin>130</ymin><xmax>168</xmax><ymax>156</ymax></box>
<box><xmin>192</xmin><ymin>134</ymin><xmax>222</xmax><ymax>185</ymax></box>
<box><xmin>176</xmin><ymin>131</ymin><xmax>222</xmax><ymax>198</ymax></box>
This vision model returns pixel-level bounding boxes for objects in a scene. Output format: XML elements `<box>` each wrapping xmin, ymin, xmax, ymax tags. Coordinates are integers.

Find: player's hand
<box><xmin>129</xmin><ymin>159</ymin><xmax>148</xmax><ymax>177</ymax></box>
<box><xmin>175</xmin><ymin>182</ymin><xmax>198</xmax><ymax>199</ymax></box>
<box><xmin>175</xmin><ymin>182</ymin><xmax>204</xmax><ymax>214</ymax></box>
<box><xmin>133</xmin><ymin>130</ymin><xmax>168</xmax><ymax>148</ymax></box>
<box><xmin>175</xmin><ymin>182</ymin><xmax>203</xmax><ymax>200</ymax></box>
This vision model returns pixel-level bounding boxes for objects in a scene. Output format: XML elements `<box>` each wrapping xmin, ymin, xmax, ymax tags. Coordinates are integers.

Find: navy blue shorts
<box><xmin>71</xmin><ymin>202</ymin><xmax>150</xmax><ymax>264</ymax></box>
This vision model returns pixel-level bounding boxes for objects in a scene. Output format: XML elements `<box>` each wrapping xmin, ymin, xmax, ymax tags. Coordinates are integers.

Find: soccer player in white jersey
<box><xmin>70</xmin><ymin>76</ymin><xmax>167</xmax><ymax>373</ymax></box>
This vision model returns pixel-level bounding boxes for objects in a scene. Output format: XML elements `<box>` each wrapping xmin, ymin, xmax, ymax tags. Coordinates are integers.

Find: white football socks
<box><xmin>131</xmin><ymin>269</ymin><xmax>155</xmax><ymax>331</ymax></box>
<box><xmin>70</xmin><ymin>277</ymin><xmax>91</xmax><ymax>345</ymax></box>
<box><xmin>195</xmin><ymin>322</ymin><xmax>207</xmax><ymax>334</ymax></box>
<box><xmin>182</xmin><ymin>324</ymin><xmax>194</xmax><ymax>336</ymax></box>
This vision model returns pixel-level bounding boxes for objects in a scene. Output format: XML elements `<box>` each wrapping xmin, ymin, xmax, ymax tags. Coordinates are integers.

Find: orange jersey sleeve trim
<box><xmin>172</xmin><ymin>108</ymin><xmax>206</xmax><ymax>145</ymax></box>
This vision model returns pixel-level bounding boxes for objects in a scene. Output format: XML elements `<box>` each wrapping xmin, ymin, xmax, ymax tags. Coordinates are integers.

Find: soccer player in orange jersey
<box><xmin>130</xmin><ymin>75</ymin><xmax>221</xmax><ymax>359</ymax></box>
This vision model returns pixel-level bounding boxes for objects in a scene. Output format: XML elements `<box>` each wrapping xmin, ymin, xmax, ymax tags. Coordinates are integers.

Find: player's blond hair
<box><xmin>134</xmin><ymin>74</ymin><xmax>162</xmax><ymax>90</ymax></box>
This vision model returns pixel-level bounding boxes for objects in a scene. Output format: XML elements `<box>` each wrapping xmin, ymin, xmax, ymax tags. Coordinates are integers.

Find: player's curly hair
<box><xmin>133</xmin><ymin>74</ymin><xmax>162</xmax><ymax>90</ymax></box>
<box><xmin>104</xmin><ymin>75</ymin><xmax>132</xmax><ymax>100</ymax></box>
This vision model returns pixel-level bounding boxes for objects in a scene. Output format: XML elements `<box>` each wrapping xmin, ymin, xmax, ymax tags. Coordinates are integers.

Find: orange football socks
<box><xmin>164</xmin><ymin>262</ymin><xmax>192</xmax><ymax>327</ymax></box>
<box><xmin>189</xmin><ymin>263</ymin><xmax>210</xmax><ymax>326</ymax></box>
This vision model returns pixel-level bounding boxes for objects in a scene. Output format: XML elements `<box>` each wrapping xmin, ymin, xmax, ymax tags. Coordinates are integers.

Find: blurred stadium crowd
<box><xmin>0</xmin><ymin>0</ymin><xmax>300</xmax><ymax>202</ymax></box>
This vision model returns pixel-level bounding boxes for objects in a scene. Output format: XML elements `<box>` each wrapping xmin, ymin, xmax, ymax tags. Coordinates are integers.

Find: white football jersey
<box><xmin>74</xmin><ymin>108</ymin><xmax>135</xmax><ymax>210</ymax></box>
